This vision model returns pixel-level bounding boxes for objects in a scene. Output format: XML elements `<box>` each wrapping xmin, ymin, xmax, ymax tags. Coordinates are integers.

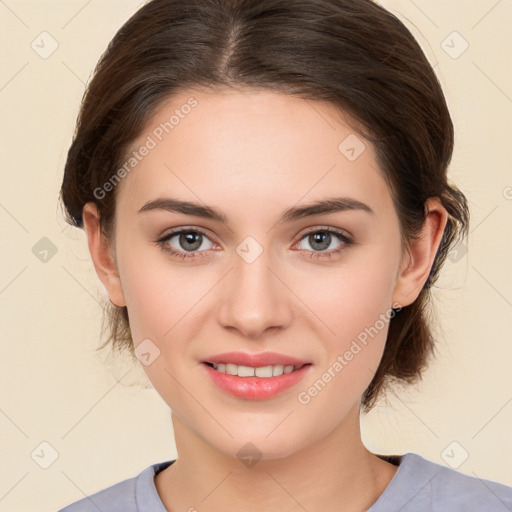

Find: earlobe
<box><xmin>82</xmin><ymin>202</ymin><xmax>126</xmax><ymax>308</ymax></box>
<box><xmin>392</xmin><ymin>198</ymin><xmax>448</xmax><ymax>307</ymax></box>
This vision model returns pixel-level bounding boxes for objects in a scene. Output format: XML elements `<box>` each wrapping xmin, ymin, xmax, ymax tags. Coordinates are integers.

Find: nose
<box><xmin>217</xmin><ymin>246</ymin><xmax>294</xmax><ymax>339</ymax></box>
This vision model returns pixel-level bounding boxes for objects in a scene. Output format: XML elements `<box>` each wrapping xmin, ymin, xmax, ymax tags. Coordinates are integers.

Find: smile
<box><xmin>202</xmin><ymin>361</ymin><xmax>312</xmax><ymax>400</ymax></box>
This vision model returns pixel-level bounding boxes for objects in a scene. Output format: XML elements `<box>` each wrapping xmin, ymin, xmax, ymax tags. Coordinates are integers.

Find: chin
<box><xmin>204</xmin><ymin>425</ymin><xmax>313</xmax><ymax>464</ymax></box>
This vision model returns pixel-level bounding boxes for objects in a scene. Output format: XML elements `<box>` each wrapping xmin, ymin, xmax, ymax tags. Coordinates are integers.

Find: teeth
<box><xmin>211</xmin><ymin>363</ymin><xmax>302</xmax><ymax>377</ymax></box>
<box><xmin>226</xmin><ymin>363</ymin><xmax>238</xmax><ymax>375</ymax></box>
<box><xmin>272</xmin><ymin>365</ymin><xmax>284</xmax><ymax>376</ymax></box>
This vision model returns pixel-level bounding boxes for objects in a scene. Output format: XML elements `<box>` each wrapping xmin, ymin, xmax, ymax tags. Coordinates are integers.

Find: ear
<box><xmin>82</xmin><ymin>202</ymin><xmax>126</xmax><ymax>308</ymax></box>
<box><xmin>392</xmin><ymin>197</ymin><xmax>448</xmax><ymax>307</ymax></box>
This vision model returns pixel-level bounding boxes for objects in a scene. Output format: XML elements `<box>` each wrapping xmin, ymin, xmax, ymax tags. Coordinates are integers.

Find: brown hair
<box><xmin>60</xmin><ymin>0</ymin><xmax>469</xmax><ymax>412</ymax></box>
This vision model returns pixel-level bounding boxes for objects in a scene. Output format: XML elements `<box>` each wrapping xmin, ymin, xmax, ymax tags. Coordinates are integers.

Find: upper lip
<box><xmin>203</xmin><ymin>351</ymin><xmax>311</xmax><ymax>367</ymax></box>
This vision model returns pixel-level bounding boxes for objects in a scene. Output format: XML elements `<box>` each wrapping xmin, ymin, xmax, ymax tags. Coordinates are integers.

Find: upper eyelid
<box><xmin>159</xmin><ymin>226</ymin><xmax>217</xmax><ymax>244</ymax></box>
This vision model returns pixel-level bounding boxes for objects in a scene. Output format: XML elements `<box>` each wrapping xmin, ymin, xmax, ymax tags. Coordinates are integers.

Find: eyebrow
<box><xmin>138</xmin><ymin>196</ymin><xmax>375</xmax><ymax>223</ymax></box>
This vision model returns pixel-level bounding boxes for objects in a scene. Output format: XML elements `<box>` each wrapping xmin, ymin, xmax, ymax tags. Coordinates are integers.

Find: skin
<box><xmin>83</xmin><ymin>87</ymin><xmax>448</xmax><ymax>511</ymax></box>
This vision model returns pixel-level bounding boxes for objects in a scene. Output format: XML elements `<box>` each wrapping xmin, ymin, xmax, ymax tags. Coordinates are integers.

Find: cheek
<box><xmin>293</xmin><ymin>243</ymin><xmax>400</xmax><ymax>393</ymax></box>
<box><xmin>115</xmin><ymin>233</ymin><xmax>200</xmax><ymax>339</ymax></box>
<box><xmin>296</xmin><ymin>243</ymin><xmax>399</xmax><ymax>342</ymax></box>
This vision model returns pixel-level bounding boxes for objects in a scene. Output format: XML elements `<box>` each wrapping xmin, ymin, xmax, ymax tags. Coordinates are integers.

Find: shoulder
<box><xmin>371</xmin><ymin>452</ymin><xmax>512</xmax><ymax>512</ymax></box>
<box><xmin>57</xmin><ymin>461</ymin><xmax>174</xmax><ymax>512</ymax></box>
<box><xmin>58</xmin><ymin>477</ymin><xmax>136</xmax><ymax>512</ymax></box>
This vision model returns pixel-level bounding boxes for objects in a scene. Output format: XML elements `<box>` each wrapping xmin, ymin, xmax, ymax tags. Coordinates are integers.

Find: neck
<box><xmin>155</xmin><ymin>403</ymin><xmax>398</xmax><ymax>512</ymax></box>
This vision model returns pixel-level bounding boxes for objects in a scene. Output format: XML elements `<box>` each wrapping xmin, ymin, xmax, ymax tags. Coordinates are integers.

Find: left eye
<box><xmin>294</xmin><ymin>229</ymin><xmax>351</xmax><ymax>254</ymax></box>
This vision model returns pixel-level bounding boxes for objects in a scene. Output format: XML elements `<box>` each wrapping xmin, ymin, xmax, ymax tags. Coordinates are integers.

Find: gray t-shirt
<box><xmin>58</xmin><ymin>452</ymin><xmax>512</xmax><ymax>511</ymax></box>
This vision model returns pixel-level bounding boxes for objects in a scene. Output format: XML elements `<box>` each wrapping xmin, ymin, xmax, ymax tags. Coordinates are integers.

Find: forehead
<box><xmin>116</xmin><ymin>88</ymin><xmax>393</xmax><ymax>221</ymax></box>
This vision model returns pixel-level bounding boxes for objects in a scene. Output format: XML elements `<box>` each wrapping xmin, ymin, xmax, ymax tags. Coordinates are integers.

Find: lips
<box><xmin>201</xmin><ymin>351</ymin><xmax>312</xmax><ymax>400</ymax></box>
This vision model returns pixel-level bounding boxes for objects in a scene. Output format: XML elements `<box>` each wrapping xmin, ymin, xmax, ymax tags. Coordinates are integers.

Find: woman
<box><xmin>58</xmin><ymin>0</ymin><xmax>512</xmax><ymax>510</ymax></box>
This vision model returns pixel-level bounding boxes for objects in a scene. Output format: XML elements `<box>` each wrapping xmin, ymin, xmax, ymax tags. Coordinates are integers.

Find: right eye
<box><xmin>156</xmin><ymin>228</ymin><xmax>217</xmax><ymax>260</ymax></box>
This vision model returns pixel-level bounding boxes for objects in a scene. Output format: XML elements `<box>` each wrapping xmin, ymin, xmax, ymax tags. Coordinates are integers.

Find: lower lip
<box><xmin>202</xmin><ymin>363</ymin><xmax>312</xmax><ymax>400</ymax></box>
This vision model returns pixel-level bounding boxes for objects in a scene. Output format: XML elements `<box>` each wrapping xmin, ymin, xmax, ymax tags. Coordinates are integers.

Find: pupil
<box><xmin>180</xmin><ymin>232</ymin><xmax>202</xmax><ymax>251</ymax></box>
<box><xmin>310</xmin><ymin>231</ymin><xmax>330</xmax><ymax>251</ymax></box>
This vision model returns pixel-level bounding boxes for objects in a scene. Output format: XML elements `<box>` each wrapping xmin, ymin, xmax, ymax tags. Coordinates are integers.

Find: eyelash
<box><xmin>155</xmin><ymin>226</ymin><xmax>353</xmax><ymax>261</ymax></box>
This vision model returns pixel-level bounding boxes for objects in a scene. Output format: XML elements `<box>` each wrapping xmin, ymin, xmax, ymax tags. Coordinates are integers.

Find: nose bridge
<box><xmin>217</xmin><ymin>236</ymin><xmax>293</xmax><ymax>338</ymax></box>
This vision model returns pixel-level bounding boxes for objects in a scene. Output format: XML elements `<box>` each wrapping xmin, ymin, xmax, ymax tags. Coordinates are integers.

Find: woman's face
<box><xmin>107</xmin><ymin>88</ymin><xmax>408</xmax><ymax>459</ymax></box>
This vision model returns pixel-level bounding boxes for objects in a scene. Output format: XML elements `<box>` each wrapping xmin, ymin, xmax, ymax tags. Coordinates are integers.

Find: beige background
<box><xmin>1</xmin><ymin>0</ymin><xmax>511</xmax><ymax>510</ymax></box>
